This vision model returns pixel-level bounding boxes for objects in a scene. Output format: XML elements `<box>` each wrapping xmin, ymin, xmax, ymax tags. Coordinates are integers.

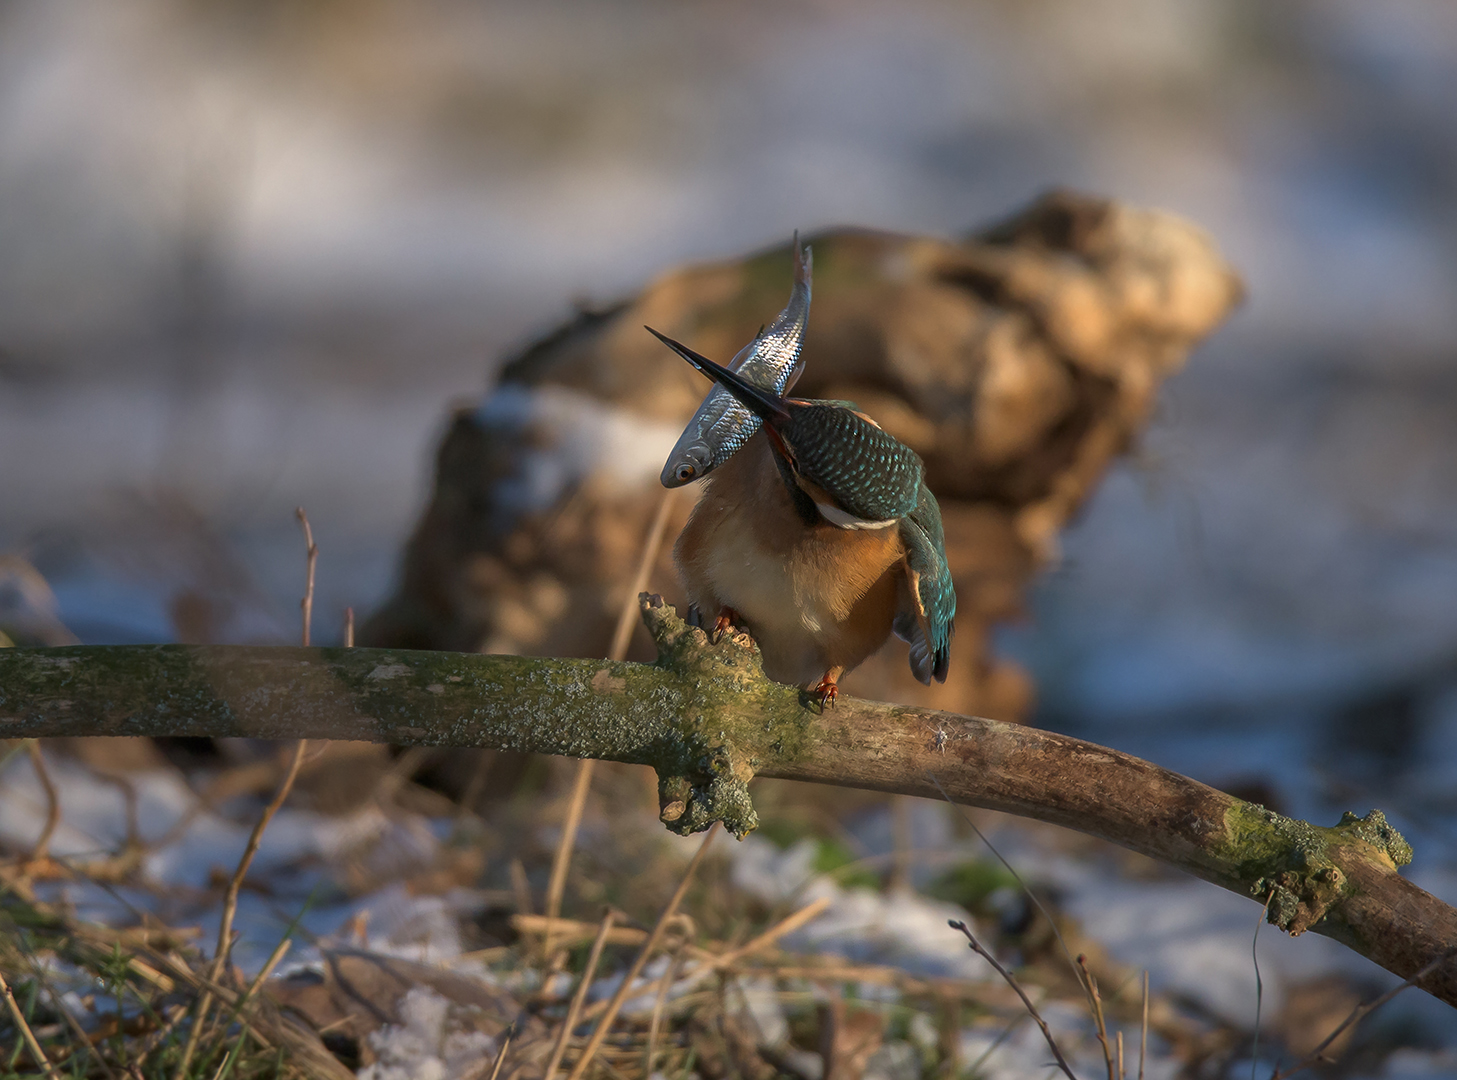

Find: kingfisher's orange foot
<box><xmin>811</xmin><ymin>673</ymin><xmax>840</xmax><ymax>709</ymax></box>
<box><xmin>712</xmin><ymin>606</ymin><xmax>743</xmax><ymax>645</ymax></box>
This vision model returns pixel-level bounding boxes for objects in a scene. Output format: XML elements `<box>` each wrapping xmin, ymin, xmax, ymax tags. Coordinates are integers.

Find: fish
<box><xmin>660</xmin><ymin>234</ymin><xmax>812</xmax><ymax>488</ymax></box>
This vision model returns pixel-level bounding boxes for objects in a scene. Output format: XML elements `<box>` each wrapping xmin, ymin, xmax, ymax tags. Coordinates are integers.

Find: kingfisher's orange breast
<box><xmin>674</xmin><ymin>430</ymin><xmax>904</xmax><ymax>686</ymax></box>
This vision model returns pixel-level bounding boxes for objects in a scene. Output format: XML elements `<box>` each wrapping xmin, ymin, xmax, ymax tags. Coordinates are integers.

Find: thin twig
<box><xmin>343</xmin><ymin>607</ymin><xmax>354</xmax><ymax>648</ymax></box>
<box><xmin>543</xmin><ymin>909</ymin><xmax>618</xmax><ymax>1080</ymax></box>
<box><xmin>929</xmin><ymin>772</ymin><xmax>1092</xmax><ymax>998</ymax></box>
<box><xmin>176</xmin><ymin>738</ymin><xmax>308</xmax><ymax>1078</ymax></box>
<box><xmin>25</xmin><ymin>740</ymin><xmax>60</xmax><ymax>867</ymax></box>
<box><xmin>296</xmin><ymin>507</ymin><xmax>317</xmax><ymax>647</ymax></box>
<box><xmin>949</xmin><ymin>920</ymin><xmax>1078</xmax><ymax>1080</ymax></box>
<box><xmin>1116</xmin><ymin>1031</ymin><xmax>1123</xmax><ymax>1080</ymax></box>
<box><xmin>1250</xmin><ymin>888</ymin><xmax>1274</xmax><ymax>1080</ymax></box>
<box><xmin>0</xmin><ymin>967</ymin><xmax>60</xmax><ymax>1080</ymax></box>
<box><xmin>213</xmin><ymin>741</ymin><xmax>308</xmax><ymax>978</ymax></box>
<box><xmin>1138</xmin><ymin>970</ymin><xmax>1148</xmax><ymax>1080</ymax></box>
<box><xmin>565</xmin><ymin>822</ymin><xmax>720</xmax><ymax>1080</ymax></box>
<box><xmin>1269</xmin><ymin>944</ymin><xmax>1457</xmax><ymax>1080</ymax></box>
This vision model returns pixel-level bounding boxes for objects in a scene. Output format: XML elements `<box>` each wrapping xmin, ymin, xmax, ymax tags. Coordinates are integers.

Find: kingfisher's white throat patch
<box><xmin>814</xmin><ymin>501</ymin><xmax>898</xmax><ymax>530</ymax></box>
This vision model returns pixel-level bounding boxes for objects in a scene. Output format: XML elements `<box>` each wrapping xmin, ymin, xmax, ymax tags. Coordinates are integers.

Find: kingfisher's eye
<box><xmin>676</xmin><ymin>464</ymin><xmax>696</xmax><ymax>482</ymax></box>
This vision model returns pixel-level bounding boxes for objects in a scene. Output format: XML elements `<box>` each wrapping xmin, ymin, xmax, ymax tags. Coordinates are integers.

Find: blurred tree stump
<box><xmin>362</xmin><ymin>190</ymin><xmax>1241</xmax><ymax>722</ymax></box>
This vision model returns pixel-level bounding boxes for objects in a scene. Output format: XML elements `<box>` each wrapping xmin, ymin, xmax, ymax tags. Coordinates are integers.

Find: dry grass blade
<box><xmin>581</xmin><ymin>895</ymin><xmax>832</xmax><ymax>1021</ymax></box>
<box><xmin>607</xmin><ymin>489</ymin><xmax>678</xmax><ymax>662</ymax></box>
<box><xmin>1269</xmin><ymin>944</ymin><xmax>1457</xmax><ymax>1080</ymax></box>
<box><xmin>543</xmin><ymin>909</ymin><xmax>618</xmax><ymax>1080</ymax></box>
<box><xmin>25</xmin><ymin>740</ymin><xmax>60</xmax><ymax>868</ymax></box>
<box><xmin>949</xmin><ymin>920</ymin><xmax>1078</xmax><ymax>1080</ymax></box>
<box><xmin>564</xmin><ymin>822</ymin><xmax>720</xmax><ymax>1080</ymax></box>
<box><xmin>0</xmin><ymin>967</ymin><xmax>61</xmax><ymax>1079</ymax></box>
<box><xmin>20</xmin><ymin>950</ymin><xmax>118</xmax><ymax>1080</ymax></box>
<box><xmin>237</xmin><ymin>938</ymin><xmax>291</xmax><ymax>1013</ymax></box>
<box><xmin>544</xmin><ymin>759</ymin><xmax>596</xmax><ymax>957</ymax></box>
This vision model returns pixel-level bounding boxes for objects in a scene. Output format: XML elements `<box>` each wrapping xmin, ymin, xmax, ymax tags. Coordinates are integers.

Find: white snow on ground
<box><xmin>358</xmin><ymin>987</ymin><xmax>499</xmax><ymax>1080</ymax></box>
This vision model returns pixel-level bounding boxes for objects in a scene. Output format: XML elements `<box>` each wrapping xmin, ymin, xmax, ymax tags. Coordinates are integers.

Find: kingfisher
<box><xmin>646</xmin><ymin>325</ymin><xmax>954</xmax><ymax>706</ymax></box>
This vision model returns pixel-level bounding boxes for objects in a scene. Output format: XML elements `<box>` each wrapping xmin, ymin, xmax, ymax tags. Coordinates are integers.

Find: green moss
<box><xmin>1215</xmin><ymin>802</ymin><xmax>1415</xmax><ymax>935</ymax></box>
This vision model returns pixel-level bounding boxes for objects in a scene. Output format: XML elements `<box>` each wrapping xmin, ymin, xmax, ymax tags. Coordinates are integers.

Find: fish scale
<box><xmin>660</xmin><ymin>236</ymin><xmax>812</xmax><ymax>488</ymax></box>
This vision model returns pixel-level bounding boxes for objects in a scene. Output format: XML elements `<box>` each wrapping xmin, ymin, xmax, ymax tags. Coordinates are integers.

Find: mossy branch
<box><xmin>1</xmin><ymin>595</ymin><xmax>1454</xmax><ymax>1008</ymax></box>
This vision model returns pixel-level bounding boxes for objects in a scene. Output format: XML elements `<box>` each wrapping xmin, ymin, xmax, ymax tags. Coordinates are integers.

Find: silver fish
<box><xmin>660</xmin><ymin>235</ymin><xmax>812</xmax><ymax>488</ymax></box>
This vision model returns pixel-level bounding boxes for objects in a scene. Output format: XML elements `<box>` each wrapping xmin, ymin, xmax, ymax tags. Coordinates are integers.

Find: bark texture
<box><xmin>3</xmin><ymin>596</ymin><xmax>1453</xmax><ymax>1009</ymax></box>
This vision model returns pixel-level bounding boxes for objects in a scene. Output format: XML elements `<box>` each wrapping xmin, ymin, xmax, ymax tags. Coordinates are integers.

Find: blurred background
<box><xmin>4</xmin><ymin>0</ymin><xmax>1457</xmax><ymax>1071</ymax></box>
<box><xmin>5</xmin><ymin>0</ymin><xmax>1457</xmax><ymax>819</ymax></box>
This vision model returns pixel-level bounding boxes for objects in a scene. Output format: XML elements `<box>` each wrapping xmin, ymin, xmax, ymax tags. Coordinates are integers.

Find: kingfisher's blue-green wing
<box><xmin>786</xmin><ymin>404</ymin><xmax>923</xmax><ymax>523</ymax></box>
<box><xmin>895</xmin><ymin>483</ymin><xmax>954</xmax><ymax>684</ymax></box>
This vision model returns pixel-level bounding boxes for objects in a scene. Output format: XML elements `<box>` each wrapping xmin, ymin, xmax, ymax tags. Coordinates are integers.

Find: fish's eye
<box><xmin>676</xmin><ymin>464</ymin><xmax>696</xmax><ymax>482</ymax></box>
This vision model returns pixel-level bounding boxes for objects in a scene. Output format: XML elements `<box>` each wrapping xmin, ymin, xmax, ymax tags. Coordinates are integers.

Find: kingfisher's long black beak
<box><xmin>645</xmin><ymin>326</ymin><xmax>791</xmax><ymax>426</ymax></box>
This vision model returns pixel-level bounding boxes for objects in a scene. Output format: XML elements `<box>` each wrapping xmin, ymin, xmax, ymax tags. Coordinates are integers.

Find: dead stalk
<box><xmin>343</xmin><ymin>606</ymin><xmax>354</xmax><ymax>648</ymax></box>
<box><xmin>0</xmin><ymin>967</ymin><xmax>60</xmax><ymax>1080</ymax></box>
<box><xmin>949</xmin><ymin>920</ymin><xmax>1078</xmax><ymax>1080</ymax></box>
<box><xmin>545</xmin><ymin>489</ymin><xmax>677</xmax><ymax>957</ymax></box>
<box><xmin>543</xmin><ymin>909</ymin><xmax>619</xmax><ymax>1080</ymax></box>
<box><xmin>1077</xmin><ymin>954</ymin><xmax>1116</xmax><ymax>1080</ymax></box>
<box><xmin>214</xmin><ymin>741</ymin><xmax>308</xmax><ymax>979</ymax></box>
<box><xmin>564</xmin><ymin>822</ymin><xmax>720</xmax><ymax>1080</ymax></box>
<box><xmin>543</xmin><ymin>758</ymin><xmax>596</xmax><ymax>957</ymax></box>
